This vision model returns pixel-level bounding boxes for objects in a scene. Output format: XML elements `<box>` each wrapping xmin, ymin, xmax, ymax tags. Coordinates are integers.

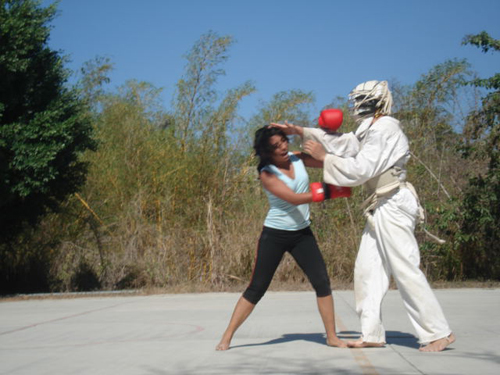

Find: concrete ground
<box><xmin>0</xmin><ymin>288</ymin><xmax>499</xmax><ymax>375</ymax></box>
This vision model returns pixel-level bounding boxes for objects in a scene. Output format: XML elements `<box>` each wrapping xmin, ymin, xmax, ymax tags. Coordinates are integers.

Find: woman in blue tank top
<box><xmin>216</xmin><ymin>126</ymin><xmax>346</xmax><ymax>351</ymax></box>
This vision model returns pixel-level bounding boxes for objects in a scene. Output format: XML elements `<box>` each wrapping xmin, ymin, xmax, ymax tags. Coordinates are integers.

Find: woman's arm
<box><xmin>292</xmin><ymin>151</ymin><xmax>324</xmax><ymax>168</ymax></box>
<box><xmin>260</xmin><ymin>170</ymin><xmax>313</xmax><ymax>205</ymax></box>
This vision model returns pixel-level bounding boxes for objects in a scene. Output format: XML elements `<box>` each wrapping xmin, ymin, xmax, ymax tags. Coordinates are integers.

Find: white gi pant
<box><xmin>354</xmin><ymin>187</ymin><xmax>452</xmax><ymax>344</ymax></box>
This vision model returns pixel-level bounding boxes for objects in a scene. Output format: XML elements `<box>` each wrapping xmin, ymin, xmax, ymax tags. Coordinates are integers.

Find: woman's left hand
<box><xmin>303</xmin><ymin>140</ymin><xmax>326</xmax><ymax>161</ymax></box>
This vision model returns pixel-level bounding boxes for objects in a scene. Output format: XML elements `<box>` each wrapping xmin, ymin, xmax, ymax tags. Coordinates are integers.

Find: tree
<box><xmin>173</xmin><ymin>31</ymin><xmax>233</xmax><ymax>150</ymax></box>
<box><xmin>458</xmin><ymin>32</ymin><xmax>500</xmax><ymax>279</ymax></box>
<box><xmin>0</xmin><ymin>1</ymin><xmax>95</xmax><ymax>257</ymax></box>
<box><xmin>77</xmin><ymin>56</ymin><xmax>114</xmax><ymax>112</ymax></box>
<box><xmin>393</xmin><ymin>62</ymin><xmax>476</xmax><ymax>280</ymax></box>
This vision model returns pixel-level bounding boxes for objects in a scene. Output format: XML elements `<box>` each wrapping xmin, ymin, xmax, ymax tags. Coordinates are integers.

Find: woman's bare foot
<box><xmin>347</xmin><ymin>339</ymin><xmax>385</xmax><ymax>348</ymax></box>
<box><xmin>215</xmin><ymin>340</ymin><xmax>230</xmax><ymax>351</ymax></box>
<box><xmin>215</xmin><ymin>332</ymin><xmax>233</xmax><ymax>351</ymax></box>
<box><xmin>327</xmin><ymin>336</ymin><xmax>348</xmax><ymax>348</ymax></box>
<box><xmin>215</xmin><ymin>296</ymin><xmax>255</xmax><ymax>351</ymax></box>
<box><xmin>419</xmin><ymin>333</ymin><xmax>455</xmax><ymax>352</ymax></box>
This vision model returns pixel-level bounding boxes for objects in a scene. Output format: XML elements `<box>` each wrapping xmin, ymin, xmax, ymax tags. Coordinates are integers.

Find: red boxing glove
<box><xmin>318</xmin><ymin>109</ymin><xmax>343</xmax><ymax>131</ymax></box>
<box><xmin>310</xmin><ymin>182</ymin><xmax>326</xmax><ymax>202</ymax></box>
<box><xmin>324</xmin><ymin>184</ymin><xmax>351</xmax><ymax>199</ymax></box>
<box><xmin>310</xmin><ymin>182</ymin><xmax>351</xmax><ymax>202</ymax></box>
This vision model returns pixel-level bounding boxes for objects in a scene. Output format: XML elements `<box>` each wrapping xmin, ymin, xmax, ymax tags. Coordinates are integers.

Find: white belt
<box><xmin>361</xmin><ymin>168</ymin><xmax>445</xmax><ymax>244</ymax></box>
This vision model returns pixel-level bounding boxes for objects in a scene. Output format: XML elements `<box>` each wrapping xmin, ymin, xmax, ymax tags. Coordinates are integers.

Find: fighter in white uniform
<box><xmin>272</xmin><ymin>81</ymin><xmax>455</xmax><ymax>352</ymax></box>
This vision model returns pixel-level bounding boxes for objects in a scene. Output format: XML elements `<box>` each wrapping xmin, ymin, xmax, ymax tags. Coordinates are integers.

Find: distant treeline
<box><xmin>1</xmin><ymin>1</ymin><xmax>499</xmax><ymax>294</ymax></box>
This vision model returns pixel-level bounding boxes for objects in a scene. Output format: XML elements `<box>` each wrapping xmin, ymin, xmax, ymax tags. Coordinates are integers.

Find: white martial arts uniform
<box><xmin>306</xmin><ymin>128</ymin><xmax>360</xmax><ymax>157</ymax></box>
<box><xmin>303</xmin><ymin>116</ymin><xmax>452</xmax><ymax>344</ymax></box>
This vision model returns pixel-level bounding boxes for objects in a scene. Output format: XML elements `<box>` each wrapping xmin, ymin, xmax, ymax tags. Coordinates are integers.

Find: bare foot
<box><xmin>327</xmin><ymin>336</ymin><xmax>348</xmax><ymax>348</ymax></box>
<box><xmin>215</xmin><ymin>340</ymin><xmax>230</xmax><ymax>351</ymax></box>
<box><xmin>215</xmin><ymin>332</ymin><xmax>232</xmax><ymax>351</ymax></box>
<box><xmin>347</xmin><ymin>339</ymin><xmax>385</xmax><ymax>348</ymax></box>
<box><xmin>419</xmin><ymin>333</ymin><xmax>455</xmax><ymax>352</ymax></box>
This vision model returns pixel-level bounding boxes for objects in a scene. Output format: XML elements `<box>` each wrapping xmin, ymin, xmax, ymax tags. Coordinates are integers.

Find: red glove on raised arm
<box><xmin>318</xmin><ymin>109</ymin><xmax>343</xmax><ymax>131</ymax></box>
<box><xmin>310</xmin><ymin>182</ymin><xmax>351</xmax><ymax>202</ymax></box>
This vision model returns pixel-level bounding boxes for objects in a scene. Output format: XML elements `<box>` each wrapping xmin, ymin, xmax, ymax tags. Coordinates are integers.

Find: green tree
<box><xmin>0</xmin><ymin>0</ymin><xmax>95</xmax><ymax>292</ymax></box>
<box><xmin>458</xmin><ymin>32</ymin><xmax>500</xmax><ymax>279</ymax></box>
<box><xmin>393</xmin><ymin>61</ymin><xmax>477</xmax><ymax>280</ymax></box>
<box><xmin>37</xmin><ymin>32</ymin><xmax>257</xmax><ymax>291</ymax></box>
<box><xmin>77</xmin><ymin>56</ymin><xmax>114</xmax><ymax>111</ymax></box>
<box><xmin>171</xmin><ymin>30</ymin><xmax>255</xmax><ymax>213</ymax></box>
<box><xmin>174</xmin><ymin>31</ymin><xmax>238</xmax><ymax>150</ymax></box>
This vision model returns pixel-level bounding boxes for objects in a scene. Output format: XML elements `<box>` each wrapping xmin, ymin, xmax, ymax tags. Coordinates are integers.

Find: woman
<box><xmin>216</xmin><ymin>126</ymin><xmax>346</xmax><ymax>351</ymax></box>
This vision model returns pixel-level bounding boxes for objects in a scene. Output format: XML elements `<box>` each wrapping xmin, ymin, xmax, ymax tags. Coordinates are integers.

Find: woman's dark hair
<box><xmin>253</xmin><ymin>126</ymin><xmax>288</xmax><ymax>172</ymax></box>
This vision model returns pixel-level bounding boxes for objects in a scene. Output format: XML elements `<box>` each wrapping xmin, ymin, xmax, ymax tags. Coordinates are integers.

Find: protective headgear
<box><xmin>348</xmin><ymin>80</ymin><xmax>393</xmax><ymax>121</ymax></box>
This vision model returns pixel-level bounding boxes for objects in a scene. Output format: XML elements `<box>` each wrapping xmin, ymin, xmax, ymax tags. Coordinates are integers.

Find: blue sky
<box><xmin>42</xmin><ymin>0</ymin><xmax>500</xmax><ymax>121</ymax></box>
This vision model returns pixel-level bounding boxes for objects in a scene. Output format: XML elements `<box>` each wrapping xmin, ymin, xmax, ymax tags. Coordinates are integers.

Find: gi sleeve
<box><xmin>320</xmin><ymin>119</ymin><xmax>409</xmax><ymax>187</ymax></box>
<box><xmin>303</xmin><ymin>128</ymin><xmax>360</xmax><ymax>157</ymax></box>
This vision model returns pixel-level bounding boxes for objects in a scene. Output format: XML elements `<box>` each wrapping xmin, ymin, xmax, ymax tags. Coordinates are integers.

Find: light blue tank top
<box><xmin>262</xmin><ymin>153</ymin><xmax>311</xmax><ymax>231</ymax></box>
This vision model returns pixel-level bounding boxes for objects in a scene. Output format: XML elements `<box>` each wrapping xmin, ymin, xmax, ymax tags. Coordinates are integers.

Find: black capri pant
<box><xmin>243</xmin><ymin>226</ymin><xmax>332</xmax><ymax>304</ymax></box>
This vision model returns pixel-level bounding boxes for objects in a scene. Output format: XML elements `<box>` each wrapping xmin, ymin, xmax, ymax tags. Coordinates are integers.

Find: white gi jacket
<box><xmin>303</xmin><ymin>116</ymin><xmax>409</xmax><ymax>187</ymax></box>
<box><xmin>305</xmin><ymin>128</ymin><xmax>360</xmax><ymax>158</ymax></box>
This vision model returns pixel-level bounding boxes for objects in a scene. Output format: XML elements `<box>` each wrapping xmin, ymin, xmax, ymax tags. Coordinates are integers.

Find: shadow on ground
<box><xmin>229</xmin><ymin>330</ymin><xmax>421</xmax><ymax>350</ymax></box>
